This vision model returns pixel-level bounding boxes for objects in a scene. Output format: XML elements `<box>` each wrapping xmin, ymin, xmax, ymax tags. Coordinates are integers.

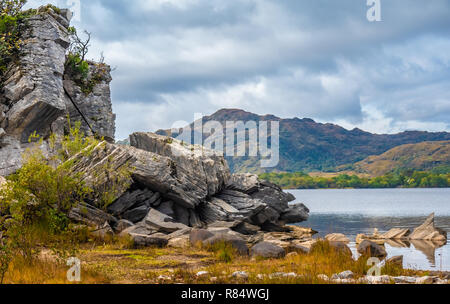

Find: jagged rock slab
<box><xmin>68</xmin><ymin>141</ymin><xmax>212</xmax><ymax>209</ymax></box>
<box><xmin>63</xmin><ymin>63</ymin><xmax>116</xmax><ymax>142</ymax></box>
<box><xmin>130</xmin><ymin>132</ymin><xmax>231</xmax><ymax>198</ymax></box>
<box><xmin>357</xmin><ymin>240</ymin><xmax>387</xmax><ymax>258</ymax></box>
<box><xmin>325</xmin><ymin>233</ymin><xmax>350</xmax><ymax>243</ymax></box>
<box><xmin>409</xmin><ymin>213</ymin><xmax>447</xmax><ymax>241</ymax></box>
<box><xmin>143</xmin><ymin>208</ymin><xmax>189</xmax><ymax>233</ymax></box>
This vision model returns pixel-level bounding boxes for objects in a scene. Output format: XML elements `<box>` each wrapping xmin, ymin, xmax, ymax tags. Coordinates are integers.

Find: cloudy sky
<box><xmin>28</xmin><ymin>0</ymin><xmax>450</xmax><ymax>139</ymax></box>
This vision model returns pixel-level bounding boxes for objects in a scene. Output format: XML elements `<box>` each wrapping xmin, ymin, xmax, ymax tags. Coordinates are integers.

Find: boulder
<box><xmin>233</xmin><ymin>222</ymin><xmax>261</xmax><ymax>235</ymax></box>
<box><xmin>328</xmin><ymin>241</ymin><xmax>353</xmax><ymax>256</ymax></box>
<box><xmin>114</xmin><ymin>219</ymin><xmax>134</xmax><ymax>233</ymax></box>
<box><xmin>386</xmin><ymin>255</ymin><xmax>403</xmax><ymax>267</ymax></box>
<box><xmin>279</xmin><ymin>203</ymin><xmax>310</xmax><ymax>223</ymax></box>
<box><xmin>120</xmin><ymin>222</ymin><xmax>156</xmax><ymax>236</ymax></box>
<box><xmin>190</xmin><ymin>229</ymin><xmax>214</xmax><ymax>245</ymax></box>
<box><xmin>409</xmin><ymin>213</ymin><xmax>447</xmax><ymax>241</ymax></box>
<box><xmin>203</xmin><ymin>234</ymin><xmax>249</xmax><ymax>256</ymax></box>
<box><xmin>107</xmin><ymin>188</ymin><xmax>157</xmax><ymax>216</ymax></box>
<box><xmin>130</xmin><ymin>132</ymin><xmax>231</xmax><ymax>198</ymax></box>
<box><xmin>357</xmin><ymin>240</ymin><xmax>387</xmax><ymax>258</ymax></box>
<box><xmin>250</xmin><ymin>242</ymin><xmax>286</xmax><ymax>259</ymax></box>
<box><xmin>130</xmin><ymin>233</ymin><xmax>168</xmax><ymax>248</ymax></box>
<box><xmin>380</xmin><ymin>228</ymin><xmax>411</xmax><ymax>239</ymax></box>
<box><xmin>168</xmin><ymin>236</ymin><xmax>190</xmax><ymax>248</ymax></box>
<box><xmin>311</xmin><ymin>241</ymin><xmax>352</xmax><ymax>257</ymax></box>
<box><xmin>123</xmin><ymin>205</ymin><xmax>149</xmax><ymax>223</ymax></box>
<box><xmin>325</xmin><ymin>233</ymin><xmax>350</xmax><ymax>244</ymax></box>
<box><xmin>143</xmin><ymin>208</ymin><xmax>189</xmax><ymax>233</ymax></box>
<box><xmin>91</xmin><ymin>222</ymin><xmax>114</xmax><ymax>239</ymax></box>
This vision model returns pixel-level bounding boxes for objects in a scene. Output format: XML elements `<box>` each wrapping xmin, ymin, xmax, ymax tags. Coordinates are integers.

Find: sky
<box><xmin>27</xmin><ymin>0</ymin><xmax>450</xmax><ymax>140</ymax></box>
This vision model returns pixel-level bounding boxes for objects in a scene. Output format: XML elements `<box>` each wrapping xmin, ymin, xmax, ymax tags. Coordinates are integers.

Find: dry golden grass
<box><xmin>1</xmin><ymin>240</ymin><xmax>436</xmax><ymax>284</ymax></box>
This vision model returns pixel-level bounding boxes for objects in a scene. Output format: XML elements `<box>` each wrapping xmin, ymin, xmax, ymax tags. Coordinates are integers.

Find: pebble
<box><xmin>231</xmin><ymin>271</ymin><xmax>249</xmax><ymax>279</ymax></box>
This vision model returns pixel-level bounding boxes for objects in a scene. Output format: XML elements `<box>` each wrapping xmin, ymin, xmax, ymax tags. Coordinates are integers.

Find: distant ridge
<box><xmin>351</xmin><ymin>141</ymin><xmax>450</xmax><ymax>176</ymax></box>
<box><xmin>156</xmin><ymin>109</ymin><xmax>450</xmax><ymax>173</ymax></box>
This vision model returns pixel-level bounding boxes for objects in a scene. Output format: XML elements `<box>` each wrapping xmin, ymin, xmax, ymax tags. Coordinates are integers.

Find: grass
<box><xmin>0</xmin><ymin>240</ymin><xmax>443</xmax><ymax>284</ymax></box>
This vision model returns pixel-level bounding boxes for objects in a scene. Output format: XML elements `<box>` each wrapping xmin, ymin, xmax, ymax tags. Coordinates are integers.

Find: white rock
<box><xmin>317</xmin><ymin>274</ymin><xmax>329</xmax><ymax>281</ymax></box>
<box><xmin>196</xmin><ymin>271</ymin><xmax>209</xmax><ymax>277</ymax></box>
<box><xmin>157</xmin><ymin>275</ymin><xmax>172</xmax><ymax>281</ymax></box>
<box><xmin>331</xmin><ymin>270</ymin><xmax>354</xmax><ymax>280</ymax></box>
<box><xmin>393</xmin><ymin>276</ymin><xmax>417</xmax><ymax>284</ymax></box>
<box><xmin>363</xmin><ymin>275</ymin><xmax>391</xmax><ymax>284</ymax></box>
<box><xmin>415</xmin><ymin>276</ymin><xmax>436</xmax><ymax>284</ymax></box>
<box><xmin>232</xmin><ymin>271</ymin><xmax>249</xmax><ymax>279</ymax></box>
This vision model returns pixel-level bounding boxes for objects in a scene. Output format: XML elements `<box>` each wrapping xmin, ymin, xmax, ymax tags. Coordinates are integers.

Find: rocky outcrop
<box><xmin>65</xmin><ymin>135</ymin><xmax>309</xmax><ymax>245</ymax></box>
<box><xmin>63</xmin><ymin>62</ymin><xmax>116</xmax><ymax>142</ymax></box>
<box><xmin>356</xmin><ymin>214</ymin><xmax>447</xmax><ymax>243</ymax></box>
<box><xmin>130</xmin><ymin>132</ymin><xmax>231</xmax><ymax>198</ymax></box>
<box><xmin>409</xmin><ymin>213</ymin><xmax>447</xmax><ymax>242</ymax></box>
<box><xmin>0</xmin><ymin>8</ymin><xmax>115</xmax><ymax>176</ymax></box>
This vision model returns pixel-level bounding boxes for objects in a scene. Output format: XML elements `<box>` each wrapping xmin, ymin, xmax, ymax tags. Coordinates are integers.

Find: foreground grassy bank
<box><xmin>259</xmin><ymin>171</ymin><xmax>450</xmax><ymax>189</ymax></box>
<box><xmin>2</xmin><ymin>240</ymin><xmax>442</xmax><ymax>284</ymax></box>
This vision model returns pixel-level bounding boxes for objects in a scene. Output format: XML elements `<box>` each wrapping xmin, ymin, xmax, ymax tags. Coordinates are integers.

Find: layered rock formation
<box><xmin>0</xmin><ymin>8</ymin><xmax>115</xmax><ymax>176</ymax></box>
<box><xmin>0</xmin><ymin>7</ymin><xmax>309</xmax><ymax>251</ymax></box>
<box><xmin>68</xmin><ymin>133</ymin><xmax>310</xmax><ymax>243</ymax></box>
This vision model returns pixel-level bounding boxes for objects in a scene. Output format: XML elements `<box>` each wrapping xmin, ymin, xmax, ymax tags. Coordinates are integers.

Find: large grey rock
<box><xmin>63</xmin><ymin>63</ymin><xmax>116</xmax><ymax>142</ymax></box>
<box><xmin>250</xmin><ymin>242</ymin><xmax>286</xmax><ymax>259</ymax></box>
<box><xmin>409</xmin><ymin>213</ymin><xmax>447</xmax><ymax>241</ymax></box>
<box><xmin>190</xmin><ymin>229</ymin><xmax>214</xmax><ymax>245</ymax></box>
<box><xmin>114</xmin><ymin>219</ymin><xmax>134</xmax><ymax>233</ymax></box>
<box><xmin>202</xmin><ymin>234</ymin><xmax>249</xmax><ymax>256</ymax></box>
<box><xmin>68</xmin><ymin>142</ymin><xmax>213</xmax><ymax>210</ymax></box>
<box><xmin>0</xmin><ymin>11</ymin><xmax>116</xmax><ymax>176</ymax></box>
<box><xmin>130</xmin><ymin>132</ymin><xmax>231</xmax><ymax>198</ymax></box>
<box><xmin>357</xmin><ymin>240</ymin><xmax>387</xmax><ymax>258</ymax></box>
<box><xmin>0</xmin><ymin>12</ymin><xmax>69</xmax><ymax>175</ymax></box>
<box><xmin>143</xmin><ymin>208</ymin><xmax>189</xmax><ymax>233</ymax></box>
<box><xmin>130</xmin><ymin>233</ymin><xmax>168</xmax><ymax>248</ymax></box>
<box><xmin>123</xmin><ymin>205</ymin><xmax>149</xmax><ymax>223</ymax></box>
<box><xmin>279</xmin><ymin>203</ymin><xmax>309</xmax><ymax>223</ymax></box>
<box><xmin>107</xmin><ymin>188</ymin><xmax>156</xmax><ymax>216</ymax></box>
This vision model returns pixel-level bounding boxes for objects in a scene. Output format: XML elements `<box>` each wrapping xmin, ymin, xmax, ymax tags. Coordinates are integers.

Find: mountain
<box><xmin>351</xmin><ymin>141</ymin><xmax>450</xmax><ymax>176</ymax></box>
<box><xmin>156</xmin><ymin>109</ymin><xmax>450</xmax><ymax>173</ymax></box>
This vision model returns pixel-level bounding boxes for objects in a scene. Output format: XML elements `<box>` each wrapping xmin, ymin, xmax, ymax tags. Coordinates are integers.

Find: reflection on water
<box><xmin>288</xmin><ymin>189</ymin><xmax>450</xmax><ymax>271</ymax></box>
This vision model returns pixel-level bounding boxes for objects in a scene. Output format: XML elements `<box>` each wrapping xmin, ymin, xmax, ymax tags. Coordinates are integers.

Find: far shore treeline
<box><xmin>259</xmin><ymin>168</ymin><xmax>450</xmax><ymax>190</ymax></box>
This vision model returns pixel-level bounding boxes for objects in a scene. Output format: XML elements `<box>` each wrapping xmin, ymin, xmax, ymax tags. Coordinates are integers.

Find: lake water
<box><xmin>287</xmin><ymin>188</ymin><xmax>450</xmax><ymax>271</ymax></box>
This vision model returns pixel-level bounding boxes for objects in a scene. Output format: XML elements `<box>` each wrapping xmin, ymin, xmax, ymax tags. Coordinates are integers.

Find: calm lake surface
<box><xmin>287</xmin><ymin>188</ymin><xmax>450</xmax><ymax>271</ymax></box>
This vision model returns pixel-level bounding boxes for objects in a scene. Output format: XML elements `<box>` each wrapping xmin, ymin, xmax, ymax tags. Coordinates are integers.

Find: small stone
<box><xmin>332</xmin><ymin>270</ymin><xmax>354</xmax><ymax>280</ymax></box>
<box><xmin>363</xmin><ymin>275</ymin><xmax>391</xmax><ymax>284</ymax></box>
<box><xmin>157</xmin><ymin>275</ymin><xmax>172</xmax><ymax>281</ymax></box>
<box><xmin>210</xmin><ymin>277</ymin><xmax>218</xmax><ymax>283</ymax></box>
<box><xmin>256</xmin><ymin>274</ymin><xmax>266</xmax><ymax>280</ymax></box>
<box><xmin>386</xmin><ymin>255</ymin><xmax>403</xmax><ymax>267</ymax></box>
<box><xmin>196</xmin><ymin>271</ymin><xmax>209</xmax><ymax>277</ymax></box>
<box><xmin>416</xmin><ymin>276</ymin><xmax>435</xmax><ymax>284</ymax></box>
<box><xmin>232</xmin><ymin>271</ymin><xmax>249</xmax><ymax>279</ymax></box>
<box><xmin>393</xmin><ymin>276</ymin><xmax>417</xmax><ymax>284</ymax></box>
<box><xmin>317</xmin><ymin>274</ymin><xmax>329</xmax><ymax>281</ymax></box>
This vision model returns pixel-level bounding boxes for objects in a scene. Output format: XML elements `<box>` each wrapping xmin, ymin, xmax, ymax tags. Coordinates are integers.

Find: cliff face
<box><xmin>0</xmin><ymin>8</ymin><xmax>115</xmax><ymax>176</ymax></box>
